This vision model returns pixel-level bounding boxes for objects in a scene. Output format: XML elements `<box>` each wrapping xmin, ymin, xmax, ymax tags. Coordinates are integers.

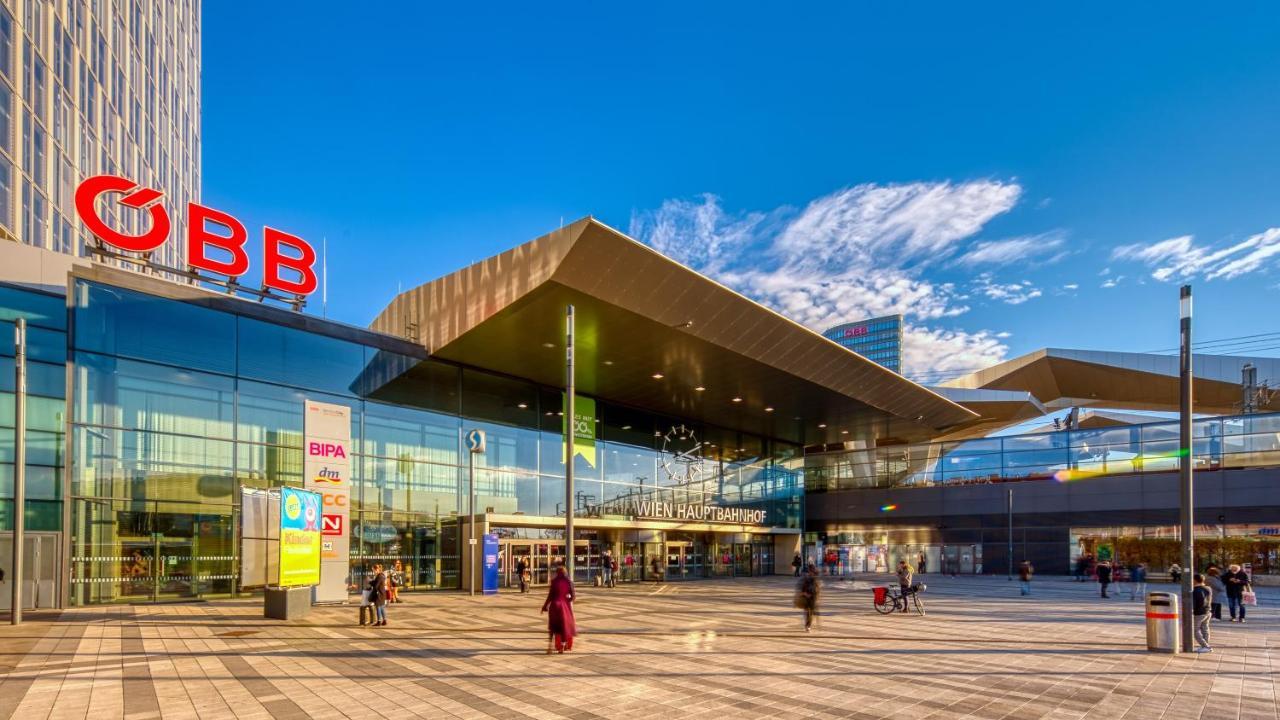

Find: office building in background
<box><xmin>0</xmin><ymin>0</ymin><xmax>200</xmax><ymax>267</ymax></box>
<box><xmin>824</xmin><ymin>314</ymin><xmax>903</xmax><ymax>372</ymax></box>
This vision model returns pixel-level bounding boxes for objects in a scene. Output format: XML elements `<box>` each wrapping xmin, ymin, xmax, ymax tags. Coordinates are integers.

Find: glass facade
<box><xmin>0</xmin><ymin>279</ymin><xmax>804</xmax><ymax>604</ymax></box>
<box><xmin>806</xmin><ymin>412</ymin><xmax>1280</xmax><ymax>492</ymax></box>
<box><xmin>823</xmin><ymin>314</ymin><xmax>902</xmax><ymax>373</ymax></box>
<box><xmin>2</xmin><ymin>1</ymin><xmax>199</xmax><ymax>267</ymax></box>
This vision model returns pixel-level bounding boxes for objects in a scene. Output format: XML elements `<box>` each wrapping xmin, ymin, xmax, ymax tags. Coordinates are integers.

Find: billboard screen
<box><xmin>278</xmin><ymin>487</ymin><xmax>322</xmax><ymax>587</ymax></box>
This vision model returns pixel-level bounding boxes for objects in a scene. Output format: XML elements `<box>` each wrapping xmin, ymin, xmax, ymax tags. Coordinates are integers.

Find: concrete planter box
<box><xmin>264</xmin><ymin>587</ymin><xmax>312</xmax><ymax>620</ymax></box>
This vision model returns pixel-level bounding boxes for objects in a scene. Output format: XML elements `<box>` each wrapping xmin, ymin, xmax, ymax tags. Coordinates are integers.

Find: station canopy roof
<box><xmin>369</xmin><ymin>218</ymin><xmax>978</xmax><ymax>445</ymax></box>
<box><xmin>941</xmin><ymin>348</ymin><xmax>1280</xmax><ymax>416</ymax></box>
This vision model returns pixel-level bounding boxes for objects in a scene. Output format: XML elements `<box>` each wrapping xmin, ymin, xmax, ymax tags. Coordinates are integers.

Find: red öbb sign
<box><xmin>74</xmin><ymin>174</ymin><xmax>318</xmax><ymax>295</ymax></box>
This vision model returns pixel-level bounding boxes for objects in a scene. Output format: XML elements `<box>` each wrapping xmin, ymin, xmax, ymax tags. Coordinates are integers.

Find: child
<box><xmin>1192</xmin><ymin>573</ymin><xmax>1212</xmax><ymax>653</ymax></box>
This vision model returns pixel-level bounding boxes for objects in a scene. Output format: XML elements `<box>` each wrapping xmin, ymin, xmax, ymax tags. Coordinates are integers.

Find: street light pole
<box><xmin>564</xmin><ymin>305</ymin><xmax>575</xmax><ymax>577</ymax></box>
<box><xmin>10</xmin><ymin>319</ymin><xmax>26</xmax><ymax>625</ymax></box>
<box><xmin>1178</xmin><ymin>284</ymin><xmax>1194</xmax><ymax>653</ymax></box>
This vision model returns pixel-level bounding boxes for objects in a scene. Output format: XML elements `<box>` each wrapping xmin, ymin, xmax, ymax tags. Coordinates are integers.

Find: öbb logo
<box><xmin>308</xmin><ymin>442</ymin><xmax>347</xmax><ymax>459</ymax></box>
<box><xmin>74</xmin><ymin>174</ymin><xmax>318</xmax><ymax>295</ymax></box>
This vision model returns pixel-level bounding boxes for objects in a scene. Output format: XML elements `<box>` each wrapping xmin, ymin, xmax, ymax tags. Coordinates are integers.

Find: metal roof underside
<box><xmin>370</xmin><ymin>218</ymin><xmax>978</xmax><ymax>444</ymax></box>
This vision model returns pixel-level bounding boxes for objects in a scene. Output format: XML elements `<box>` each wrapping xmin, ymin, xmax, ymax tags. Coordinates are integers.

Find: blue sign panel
<box><xmin>482</xmin><ymin>533</ymin><xmax>499</xmax><ymax>595</ymax></box>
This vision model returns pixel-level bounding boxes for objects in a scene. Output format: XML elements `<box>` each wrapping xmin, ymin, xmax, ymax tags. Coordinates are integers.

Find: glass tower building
<box><xmin>0</xmin><ymin>0</ymin><xmax>200</xmax><ymax>267</ymax></box>
<box><xmin>823</xmin><ymin>314</ymin><xmax>903</xmax><ymax>373</ymax></box>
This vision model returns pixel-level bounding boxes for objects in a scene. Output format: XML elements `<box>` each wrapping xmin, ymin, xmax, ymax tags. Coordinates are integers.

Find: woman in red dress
<box><xmin>541</xmin><ymin>565</ymin><xmax>576</xmax><ymax>653</ymax></box>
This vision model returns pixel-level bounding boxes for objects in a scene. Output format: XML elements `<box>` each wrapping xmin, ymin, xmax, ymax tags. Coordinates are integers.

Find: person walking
<box><xmin>359</xmin><ymin>566</ymin><xmax>377</xmax><ymax>626</ymax></box>
<box><xmin>368</xmin><ymin>563</ymin><xmax>389</xmax><ymax>627</ymax></box>
<box><xmin>1096</xmin><ymin>561</ymin><xmax>1113</xmax><ymax>598</ymax></box>
<box><xmin>792</xmin><ymin>552</ymin><xmax>803</xmax><ymax>577</ymax></box>
<box><xmin>601</xmin><ymin>549</ymin><xmax>614</xmax><ymax>588</ymax></box>
<box><xmin>795</xmin><ymin>562</ymin><xmax>821</xmax><ymax>632</ymax></box>
<box><xmin>1206</xmin><ymin>567</ymin><xmax>1226</xmax><ymax>620</ymax></box>
<box><xmin>541</xmin><ymin>565</ymin><xmax>577</xmax><ymax>653</ymax></box>
<box><xmin>918</xmin><ymin>553</ymin><xmax>927</xmax><ymax>575</ymax></box>
<box><xmin>1169</xmin><ymin>562</ymin><xmax>1183</xmax><ymax>585</ymax></box>
<box><xmin>515</xmin><ymin>556</ymin><xmax>529</xmax><ymax>593</ymax></box>
<box><xmin>389</xmin><ymin>560</ymin><xmax>405</xmax><ymax>603</ymax></box>
<box><xmin>649</xmin><ymin>555</ymin><xmax>663</xmax><ymax>584</ymax></box>
<box><xmin>1018</xmin><ymin>561</ymin><xmax>1034</xmax><ymax>596</ymax></box>
<box><xmin>1129</xmin><ymin>563</ymin><xmax>1148</xmax><ymax>601</ymax></box>
<box><xmin>1192</xmin><ymin>573</ymin><xmax>1213</xmax><ymax>653</ymax></box>
<box><xmin>896</xmin><ymin>560</ymin><xmax>914</xmax><ymax>613</ymax></box>
<box><xmin>1222</xmin><ymin>564</ymin><xmax>1250</xmax><ymax>623</ymax></box>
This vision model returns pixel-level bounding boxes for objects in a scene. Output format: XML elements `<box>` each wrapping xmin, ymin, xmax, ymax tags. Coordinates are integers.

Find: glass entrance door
<box><xmin>732</xmin><ymin>543</ymin><xmax>752</xmax><ymax>576</ymax></box>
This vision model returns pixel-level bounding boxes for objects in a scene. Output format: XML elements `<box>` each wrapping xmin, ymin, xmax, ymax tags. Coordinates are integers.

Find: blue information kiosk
<box><xmin>482</xmin><ymin>533</ymin><xmax>499</xmax><ymax>595</ymax></box>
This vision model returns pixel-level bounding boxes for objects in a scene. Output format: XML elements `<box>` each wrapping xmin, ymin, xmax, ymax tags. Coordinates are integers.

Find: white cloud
<box><xmin>957</xmin><ymin>231</ymin><xmax>1065</xmax><ymax>266</ymax></box>
<box><xmin>630</xmin><ymin>181</ymin><xmax>1029</xmax><ymax>377</ymax></box>
<box><xmin>1063</xmin><ymin>283</ymin><xmax>1079</xmax><ymax>290</ymax></box>
<box><xmin>901</xmin><ymin>325</ymin><xmax>1010</xmax><ymax>380</ymax></box>
<box><xmin>1112</xmin><ymin>229</ymin><xmax>1280</xmax><ymax>282</ymax></box>
<box><xmin>973</xmin><ymin>273</ymin><xmax>1042</xmax><ymax>305</ymax></box>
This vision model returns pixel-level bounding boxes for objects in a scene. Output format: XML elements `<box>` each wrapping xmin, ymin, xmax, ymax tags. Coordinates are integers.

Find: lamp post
<box><xmin>10</xmin><ymin>319</ymin><xmax>26</xmax><ymax>625</ymax></box>
<box><xmin>1178</xmin><ymin>284</ymin><xmax>1194</xmax><ymax>653</ymax></box>
<box><xmin>564</xmin><ymin>305</ymin><xmax>575</xmax><ymax>578</ymax></box>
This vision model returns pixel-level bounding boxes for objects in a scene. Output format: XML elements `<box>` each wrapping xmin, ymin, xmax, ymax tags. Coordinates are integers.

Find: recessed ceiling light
<box><xmin>517</xmin><ymin>403</ymin><xmax>528</xmax><ymax>409</ymax></box>
<box><xmin>621</xmin><ymin>425</ymin><xmax>632</xmax><ymax>430</ymax></box>
<box><xmin>695</xmin><ymin>386</ymin><xmax>706</xmax><ymax>392</ymax></box>
<box><xmin>818</xmin><ymin>423</ymin><xmax>827</xmax><ymax>428</ymax></box>
<box><xmin>737</xmin><ymin>447</ymin><xmax>745</xmax><ymax>452</ymax></box>
<box><xmin>840</xmin><ymin>430</ymin><xmax>849</xmax><ymax>435</ymax></box>
<box><xmin>654</xmin><ymin>431</ymin><xmax>662</xmax><ymax>437</ymax></box>
<box><xmin>542</xmin><ymin>342</ymin><xmax>555</xmax><ymax>348</ymax></box>
<box><xmin>731</xmin><ymin>397</ymin><xmax>742</xmax><ymax>403</ymax></box>
<box><xmin>764</xmin><ymin>407</ymin><xmax>774</xmax><ymax>413</ymax></box>
<box><xmin>557</xmin><ymin>411</ymin><xmax>564</xmax><ymax>416</ymax></box>
<box><xmin>652</xmin><ymin>373</ymin><xmax>664</xmax><ymax>379</ymax></box>
<box><xmin>545</xmin><ymin>412</ymin><xmax>554</xmax><ymax>416</ymax></box>
<box><xmin>604</xmin><ymin>360</ymin><xmax>614</xmax><ymax>366</ymax></box>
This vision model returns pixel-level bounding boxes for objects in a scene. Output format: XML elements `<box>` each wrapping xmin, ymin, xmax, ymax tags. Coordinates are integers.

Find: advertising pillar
<box><xmin>304</xmin><ymin>400</ymin><xmax>352</xmax><ymax>603</ymax></box>
<box><xmin>482</xmin><ymin>533</ymin><xmax>499</xmax><ymax>596</ymax></box>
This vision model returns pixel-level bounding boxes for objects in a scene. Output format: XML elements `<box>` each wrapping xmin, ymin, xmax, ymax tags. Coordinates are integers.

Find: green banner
<box><xmin>562</xmin><ymin>393</ymin><xmax>597</xmax><ymax>467</ymax></box>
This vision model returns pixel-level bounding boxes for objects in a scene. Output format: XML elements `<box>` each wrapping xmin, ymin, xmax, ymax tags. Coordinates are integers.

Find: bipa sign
<box><xmin>308</xmin><ymin>442</ymin><xmax>348</xmax><ymax>459</ymax></box>
<box><xmin>74</xmin><ymin>174</ymin><xmax>318</xmax><ymax>295</ymax></box>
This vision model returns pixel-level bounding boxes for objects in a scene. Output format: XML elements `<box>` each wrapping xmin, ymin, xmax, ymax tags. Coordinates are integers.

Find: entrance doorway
<box><xmin>665</xmin><ymin>541</ymin><xmax>705</xmax><ymax>580</ymax></box>
<box><xmin>0</xmin><ymin>532</ymin><xmax>61</xmax><ymax>610</ymax></box>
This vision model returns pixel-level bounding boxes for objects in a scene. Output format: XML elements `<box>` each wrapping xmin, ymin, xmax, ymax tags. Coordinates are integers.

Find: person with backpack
<box><xmin>792</xmin><ymin>552</ymin><xmax>803</xmax><ymax>577</ymax></box>
<box><xmin>795</xmin><ymin>562</ymin><xmax>821</xmax><ymax>632</ymax></box>
<box><xmin>1192</xmin><ymin>573</ymin><xmax>1212</xmax><ymax>653</ymax></box>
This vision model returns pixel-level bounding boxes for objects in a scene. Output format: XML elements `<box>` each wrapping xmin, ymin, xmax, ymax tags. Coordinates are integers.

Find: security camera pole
<box><xmin>1178</xmin><ymin>284</ymin><xmax>1194</xmax><ymax>652</ymax></box>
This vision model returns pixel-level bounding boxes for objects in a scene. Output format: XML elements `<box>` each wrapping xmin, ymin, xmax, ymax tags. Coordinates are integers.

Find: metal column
<box><xmin>10</xmin><ymin>319</ymin><xmax>26</xmax><ymax>624</ymax></box>
<box><xmin>1178</xmin><ymin>284</ymin><xmax>1194</xmax><ymax>653</ymax></box>
<box><xmin>564</xmin><ymin>305</ymin><xmax>575</xmax><ymax>576</ymax></box>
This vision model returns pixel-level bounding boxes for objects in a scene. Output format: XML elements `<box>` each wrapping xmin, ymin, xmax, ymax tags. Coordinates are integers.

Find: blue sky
<box><xmin>202</xmin><ymin>3</ymin><xmax>1280</xmax><ymax>381</ymax></box>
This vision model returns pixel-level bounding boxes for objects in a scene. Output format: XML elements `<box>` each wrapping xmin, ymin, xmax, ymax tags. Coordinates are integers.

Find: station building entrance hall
<box><xmin>486</xmin><ymin>518</ymin><xmax>799</xmax><ymax>589</ymax></box>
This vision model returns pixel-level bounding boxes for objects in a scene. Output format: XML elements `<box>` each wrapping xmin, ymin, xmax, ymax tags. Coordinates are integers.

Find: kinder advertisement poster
<box><xmin>279</xmin><ymin>487</ymin><xmax>322</xmax><ymax>587</ymax></box>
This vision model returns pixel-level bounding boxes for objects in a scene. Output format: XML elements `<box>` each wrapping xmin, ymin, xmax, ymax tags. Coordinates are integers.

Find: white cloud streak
<box><xmin>1113</xmin><ymin>229</ymin><xmax>1280</xmax><ymax>282</ymax></box>
<box><xmin>629</xmin><ymin>181</ymin><xmax>1030</xmax><ymax>377</ymax></box>
<box><xmin>958</xmin><ymin>232</ymin><xmax>1065</xmax><ymax>266</ymax></box>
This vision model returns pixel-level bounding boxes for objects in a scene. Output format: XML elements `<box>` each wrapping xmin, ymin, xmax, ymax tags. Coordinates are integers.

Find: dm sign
<box><xmin>279</xmin><ymin>487</ymin><xmax>322</xmax><ymax>587</ymax></box>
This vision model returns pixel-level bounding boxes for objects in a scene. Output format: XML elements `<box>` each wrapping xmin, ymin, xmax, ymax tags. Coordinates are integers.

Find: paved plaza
<box><xmin>0</xmin><ymin>575</ymin><xmax>1275</xmax><ymax>720</ymax></box>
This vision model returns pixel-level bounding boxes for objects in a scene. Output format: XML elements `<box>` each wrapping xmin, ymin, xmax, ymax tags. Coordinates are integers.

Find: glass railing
<box><xmin>805</xmin><ymin>412</ymin><xmax>1280</xmax><ymax>492</ymax></box>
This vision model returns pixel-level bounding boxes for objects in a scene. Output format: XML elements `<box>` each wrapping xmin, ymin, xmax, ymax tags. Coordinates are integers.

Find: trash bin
<box><xmin>1145</xmin><ymin>592</ymin><xmax>1180</xmax><ymax>653</ymax></box>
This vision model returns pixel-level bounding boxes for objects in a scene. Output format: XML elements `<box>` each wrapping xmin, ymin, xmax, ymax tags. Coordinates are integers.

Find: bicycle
<box><xmin>873</xmin><ymin>584</ymin><xmax>926</xmax><ymax>616</ymax></box>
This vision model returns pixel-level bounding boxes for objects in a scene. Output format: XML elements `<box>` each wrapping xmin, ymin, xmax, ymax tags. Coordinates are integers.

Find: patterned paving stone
<box><xmin>0</xmin><ymin>576</ymin><xmax>1274</xmax><ymax>719</ymax></box>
